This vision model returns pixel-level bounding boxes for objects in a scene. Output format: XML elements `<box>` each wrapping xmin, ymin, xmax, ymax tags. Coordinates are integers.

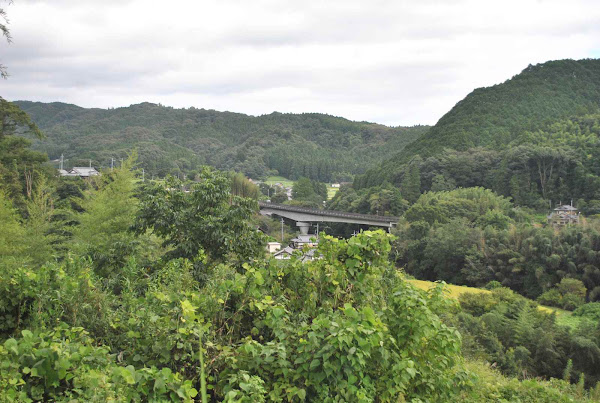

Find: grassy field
<box><xmin>327</xmin><ymin>186</ymin><xmax>339</xmax><ymax>200</ymax></box>
<box><xmin>265</xmin><ymin>176</ymin><xmax>295</xmax><ymax>188</ymax></box>
<box><xmin>406</xmin><ymin>279</ymin><xmax>580</xmax><ymax>329</ymax></box>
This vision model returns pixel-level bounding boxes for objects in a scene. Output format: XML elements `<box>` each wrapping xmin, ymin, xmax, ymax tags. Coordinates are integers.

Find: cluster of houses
<box><xmin>267</xmin><ymin>233</ymin><xmax>320</xmax><ymax>261</ymax></box>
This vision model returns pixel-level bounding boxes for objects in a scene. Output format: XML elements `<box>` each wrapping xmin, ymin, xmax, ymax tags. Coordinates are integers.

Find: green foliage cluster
<box><xmin>209</xmin><ymin>231</ymin><xmax>468</xmax><ymax>401</ymax></box>
<box><xmin>16</xmin><ymin>101</ymin><xmax>427</xmax><ymax>182</ymax></box>
<box><xmin>460</xmin><ymin>360</ymin><xmax>600</xmax><ymax>403</ymax></box>
<box><xmin>357</xmin><ymin>60</ymin><xmax>600</xmax><ymax>211</ymax></box>
<box><xmin>537</xmin><ymin>278</ymin><xmax>587</xmax><ymax>311</ymax></box>
<box><xmin>327</xmin><ymin>183</ymin><xmax>408</xmax><ymax>216</ymax></box>
<box><xmin>134</xmin><ymin>167</ymin><xmax>267</xmax><ymax>267</ymax></box>
<box><xmin>394</xmin><ymin>188</ymin><xmax>600</xmax><ymax>310</ymax></box>
<box><xmin>0</xmin><ymin>219</ymin><xmax>471</xmax><ymax>401</ymax></box>
<box><xmin>572</xmin><ymin>302</ymin><xmax>600</xmax><ymax>322</ymax></box>
<box><xmin>0</xmin><ymin>97</ymin><xmax>48</xmax><ymax>211</ymax></box>
<box><xmin>361</xmin><ymin>59</ymin><xmax>600</xmax><ymax>181</ymax></box>
<box><xmin>1</xmin><ymin>326</ymin><xmax>197</xmax><ymax>402</ymax></box>
<box><xmin>359</xmin><ymin>115</ymin><xmax>600</xmax><ymax>211</ymax></box>
<box><xmin>290</xmin><ymin>176</ymin><xmax>327</xmax><ymax>207</ymax></box>
<box><xmin>393</xmin><ymin>188</ymin><xmax>600</xmax><ymax>301</ymax></box>
<box><xmin>231</xmin><ymin>172</ymin><xmax>259</xmax><ymax>200</ymax></box>
<box><xmin>454</xmin><ymin>287</ymin><xmax>600</xmax><ymax>389</ymax></box>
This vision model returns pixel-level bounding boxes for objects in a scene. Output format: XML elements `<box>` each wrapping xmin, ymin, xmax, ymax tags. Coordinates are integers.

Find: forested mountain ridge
<box><xmin>352</xmin><ymin>59</ymin><xmax>600</xmax><ymax>209</ymax></box>
<box><xmin>388</xmin><ymin>58</ymin><xmax>600</xmax><ymax>163</ymax></box>
<box><xmin>14</xmin><ymin>100</ymin><xmax>428</xmax><ymax>181</ymax></box>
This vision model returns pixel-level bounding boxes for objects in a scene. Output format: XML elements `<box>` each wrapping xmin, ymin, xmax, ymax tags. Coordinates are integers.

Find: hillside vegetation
<box><xmin>385</xmin><ymin>58</ymin><xmax>600</xmax><ymax>164</ymax></box>
<box><xmin>353</xmin><ymin>59</ymin><xmax>600</xmax><ymax>209</ymax></box>
<box><xmin>15</xmin><ymin>101</ymin><xmax>427</xmax><ymax>182</ymax></box>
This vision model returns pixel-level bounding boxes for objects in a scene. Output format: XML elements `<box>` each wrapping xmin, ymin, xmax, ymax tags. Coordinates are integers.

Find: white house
<box><xmin>266</xmin><ymin>242</ymin><xmax>281</xmax><ymax>253</ymax></box>
<box><xmin>59</xmin><ymin>167</ymin><xmax>100</xmax><ymax>178</ymax></box>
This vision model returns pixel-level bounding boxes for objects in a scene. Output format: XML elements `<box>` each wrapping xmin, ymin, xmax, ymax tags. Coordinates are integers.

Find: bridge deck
<box><xmin>258</xmin><ymin>201</ymin><xmax>399</xmax><ymax>223</ymax></box>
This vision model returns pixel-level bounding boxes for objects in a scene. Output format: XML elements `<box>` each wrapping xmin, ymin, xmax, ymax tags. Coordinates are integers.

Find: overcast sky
<box><xmin>1</xmin><ymin>0</ymin><xmax>599</xmax><ymax>126</ymax></box>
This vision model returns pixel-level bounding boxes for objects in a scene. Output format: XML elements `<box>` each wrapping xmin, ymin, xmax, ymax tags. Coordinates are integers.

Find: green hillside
<box><xmin>352</xmin><ymin>59</ymin><xmax>600</xmax><ymax>209</ymax></box>
<box><xmin>394</xmin><ymin>58</ymin><xmax>600</xmax><ymax>162</ymax></box>
<box><xmin>15</xmin><ymin>101</ymin><xmax>427</xmax><ymax>181</ymax></box>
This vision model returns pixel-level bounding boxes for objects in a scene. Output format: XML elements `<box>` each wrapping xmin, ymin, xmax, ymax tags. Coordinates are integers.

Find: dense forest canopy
<box><xmin>346</xmin><ymin>59</ymin><xmax>600</xmax><ymax>212</ymax></box>
<box><xmin>14</xmin><ymin>101</ymin><xmax>427</xmax><ymax>182</ymax></box>
<box><xmin>386</xmin><ymin>59</ymin><xmax>600</xmax><ymax>164</ymax></box>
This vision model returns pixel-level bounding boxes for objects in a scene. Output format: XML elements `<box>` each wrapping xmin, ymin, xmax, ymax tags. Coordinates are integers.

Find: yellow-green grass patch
<box><xmin>406</xmin><ymin>278</ymin><xmax>576</xmax><ymax>325</ymax></box>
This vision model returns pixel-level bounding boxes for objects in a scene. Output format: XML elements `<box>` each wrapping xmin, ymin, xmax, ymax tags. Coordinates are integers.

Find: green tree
<box><xmin>231</xmin><ymin>172</ymin><xmax>259</xmax><ymax>199</ymax></box>
<box><xmin>71</xmin><ymin>155</ymin><xmax>140</xmax><ymax>277</ymax></box>
<box><xmin>431</xmin><ymin>173</ymin><xmax>456</xmax><ymax>192</ymax></box>
<box><xmin>0</xmin><ymin>98</ymin><xmax>46</xmax><ymax>208</ymax></box>
<box><xmin>401</xmin><ymin>158</ymin><xmax>421</xmax><ymax>203</ymax></box>
<box><xmin>22</xmin><ymin>176</ymin><xmax>62</xmax><ymax>266</ymax></box>
<box><xmin>0</xmin><ymin>190</ymin><xmax>27</xmax><ymax>268</ymax></box>
<box><xmin>292</xmin><ymin>177</ymin><xmax>315</xmax><ymax>200</ymax></box>
<box><xmin>135</xmin><ymin>166</ymin><xmax>266</xmax><ymax>264</ymax></box>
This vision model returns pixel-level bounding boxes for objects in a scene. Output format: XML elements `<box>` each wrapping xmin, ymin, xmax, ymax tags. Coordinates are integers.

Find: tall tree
<box><xmin>135</xmin><ymin>167</ymin><xmax>266</xmax><ymax>265</ymax></box>
<box><xmin>71</xmin><ymin>155</ymin><xmax>140</xmax><ymax>277</ymax></box>
<box><xmin>401</xmin><ymin>158</ymin><xmax>422</xmax><ymax>203</ymax></box>
<box><xmin>0</xmin><ymin>190</ymin><xmax>27</xmax><ymax>269</ymax></box>
<box><xmin>0</xmin><ymin>98</ymin><xmax>46</xmax><ymax>208</ymax></box>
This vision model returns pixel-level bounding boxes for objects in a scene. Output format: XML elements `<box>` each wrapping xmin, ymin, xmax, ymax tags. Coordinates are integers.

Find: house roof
<box><xmin>71</xmin><ymin>167</ymin><xmax>100</xmax><ymax>176</ymax></box>
<box><xmin>291</xmin><ymin>234</ymin><xmax>318</xmax><ymax>243</ymax></box>
<box><xmin>273</xmin><ymin>246</ymin><xmax>294</xmax><ymax>257</ymax></box>
<box><xmin>554</xmin><ymin>205</ymin><xmax>577</xmax><ymax>211</ymax></box>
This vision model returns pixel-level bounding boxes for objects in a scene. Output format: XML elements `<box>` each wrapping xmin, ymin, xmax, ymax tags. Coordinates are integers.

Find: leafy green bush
<box><xmin>0</xmin><ymin>325</ymin><xmax>197</xmax><ymax>402</ymax></box>
<box><xmin>573</xmin><ymin>302</ymin><xmax>600</xmax><ymax>321</ymax></box>
<box><xmin>211</xmin><ymin>231</ymin><xmax>469</xmax><ymax>401</ymax></box>
<box><xmin>537</xmin><ymin>288</ymin><xmax>563</xmax><ymax>308</ymax></box>
<box><xmin>462</xmin><ymin>360</ymin><xmax>598</xmax><ymax>402</ymax></box>
<box><xmin>0</xmin><ymin>257</ymin><xmax>110</xmax><ymax>340</ymax></box>
<box><xmin>537</xmin><ymin>278</ymin><xmax>586</xmax><ymax>311</ymax></box>
<box><xmin>484</xmin><ymin>280</ymin><xmax>503</xmax><ymax>290</ymax></box>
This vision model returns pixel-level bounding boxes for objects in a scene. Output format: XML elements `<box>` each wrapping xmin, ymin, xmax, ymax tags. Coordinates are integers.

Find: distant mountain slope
<box><xmin>357</xmin><ymin>58</ymin><xmax>600</xmax><ymax>188</ymax></box>
<box><xmin>16</xmin><ymin>101</ymin><xmax>428</xmax><ymax>181</ymax></box>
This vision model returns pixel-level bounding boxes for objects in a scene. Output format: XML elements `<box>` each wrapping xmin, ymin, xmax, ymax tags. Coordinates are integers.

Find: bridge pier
<box><xmin>296</xmin><ymin>221</ymin><xmax>311</xmax><ymax>235</ymax></box>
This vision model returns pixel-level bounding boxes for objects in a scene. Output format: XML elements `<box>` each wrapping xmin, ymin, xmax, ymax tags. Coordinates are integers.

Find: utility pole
<box><xmin>89</xmin><ymin>159</ymin><xmax>92</xmax><ymax>168</ymax></box>
<box><xmin>281</xmin><ymin>218</ymin><xmax>284</xmax><ymax>243</ymax></box>
<box><xmin>111</xmin><ymin>158</ymin><xmax>115</xmax><ymax>170</ymax></box>
<box><xmin>316</xmin><ymin>223</ymin><xmax>319</xmax><ymax>240</ymax></box>
<box><xmin>142</xmin><ymin>168</ymin><xmax>145</xmax><ymax>182</ymax></box>
<box><xmin>59</xmin><ymin>154</ymin><xmax>64</xmax><ymax>170</ymax></box>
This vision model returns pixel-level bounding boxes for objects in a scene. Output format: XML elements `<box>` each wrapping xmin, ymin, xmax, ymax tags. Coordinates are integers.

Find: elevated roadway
<box><xmin>258</xmin><ymin>201</ymin><xmax>399</xmax><ymax>234</ymax></box>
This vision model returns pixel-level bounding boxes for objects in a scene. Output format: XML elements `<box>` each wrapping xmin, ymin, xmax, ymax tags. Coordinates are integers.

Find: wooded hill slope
<box><xmin>15</xmin><ymin>101</ymin><xmax>427</xmax><ymax>182</ymax></box>
<box><xmin>388</xmin><ymin>58</ymin><xmax>600</xmax><ymax>164</ymax></box>
<box><xmin>353</xmin><ymin>58</ymin><xmax>600</xmax><ymax>209</ymax></box>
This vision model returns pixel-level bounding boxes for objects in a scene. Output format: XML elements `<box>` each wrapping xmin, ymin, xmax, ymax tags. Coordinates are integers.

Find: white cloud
<box><xmin>0</xmin><ymin>0</ymin><xmax>599</xmax><ymax>125</ymax></box>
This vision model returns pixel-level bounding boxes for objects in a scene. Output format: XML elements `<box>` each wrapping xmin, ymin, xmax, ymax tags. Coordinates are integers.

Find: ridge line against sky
<box><xmin>1</xmin><ymin>0</ymin><xmax>599</xmax><ymax>126</ymax></box>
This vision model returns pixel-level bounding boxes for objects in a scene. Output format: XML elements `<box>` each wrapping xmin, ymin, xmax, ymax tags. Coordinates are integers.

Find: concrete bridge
<box><xmin>258</xmin><ymin>201</ymin><xmax>399</xmax><ymax>234</ymax></box>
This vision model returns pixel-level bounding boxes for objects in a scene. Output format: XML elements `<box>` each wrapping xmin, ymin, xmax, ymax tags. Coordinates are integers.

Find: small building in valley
<box><xmin>272</xmin><ymin>234</ymin><xmax>319</xmax><ymax>261</ymax></box>
<box><xmin>547</xmin><ymin>204</ymin><xmax>580</xmax><ymax>227</ymax></box>
<box><xmin>266</xmin><ymin>242</ymin><xmax>281</xmax><ymax>253</ymax></box>
<box><xmin>60</xmin><ymin>167</ymin><xmax>100</xmax><ymax>178</ymax></box>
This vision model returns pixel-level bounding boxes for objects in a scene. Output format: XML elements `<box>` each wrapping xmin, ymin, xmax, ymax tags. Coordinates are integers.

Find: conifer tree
<box><xmin>71</xmin><ymin>154</ymin><xmax>140</xmax><ymax>277</ymax></box>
